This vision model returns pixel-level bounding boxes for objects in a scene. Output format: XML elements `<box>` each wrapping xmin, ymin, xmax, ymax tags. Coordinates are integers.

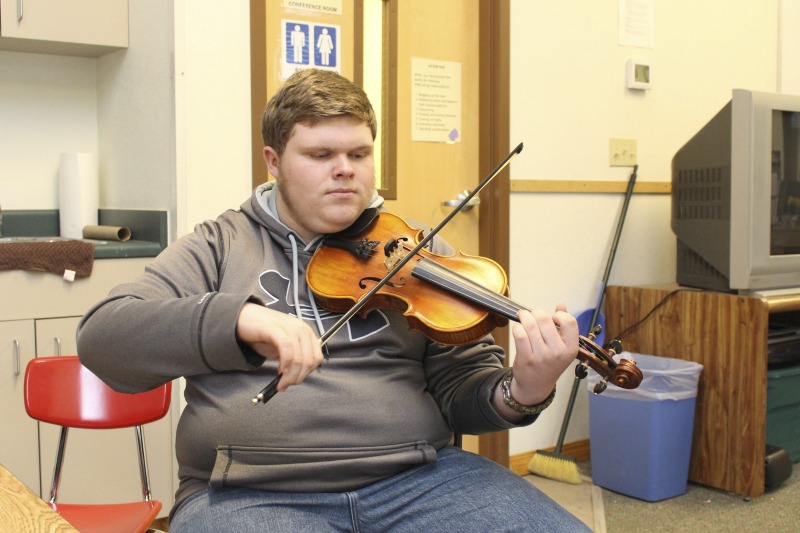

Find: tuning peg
<box><xmin>575</xmin><ymin>363</ymin><xmax>589</xmax><ymax>380</ymax></box>
<box><xmin>588</xmin><ymin>324</ymin><xmax>603</xmax><ymax>341</ymax></box>
<box><xmin>593</xmin><ymin>380</ymin><xmax>608</xmax><ymax>394</ymax></box>
<box><xmin>605</xmin><ymin>339</ymin><xmax>623</xmax><ymax>356</ymax></box>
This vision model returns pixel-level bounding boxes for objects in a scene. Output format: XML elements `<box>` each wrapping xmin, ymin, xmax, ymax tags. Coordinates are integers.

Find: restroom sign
<box><xmin>282</xmin><ymin>20</ymin><xmax>341</xmax><ymax>79</ymax></box>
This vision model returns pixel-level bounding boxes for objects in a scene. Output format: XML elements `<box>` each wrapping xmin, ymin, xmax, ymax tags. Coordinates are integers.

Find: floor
<box><xmin>525</xmin><ymin>473</ymin><xmax>605</xmax><ymax>532</ymax></box>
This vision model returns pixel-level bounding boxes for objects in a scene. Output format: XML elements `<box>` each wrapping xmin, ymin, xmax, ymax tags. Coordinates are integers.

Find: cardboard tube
<box><xmin>82</xmin><ymin>225</ymin><xmax>131</xmax><ymax>242</ymax></box>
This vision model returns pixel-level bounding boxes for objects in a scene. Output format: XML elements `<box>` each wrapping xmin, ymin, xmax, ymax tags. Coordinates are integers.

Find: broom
<box><xmin>527</xmin><ymin>165</ymin><xmax>638</xmax><ymax>484</ymax></box>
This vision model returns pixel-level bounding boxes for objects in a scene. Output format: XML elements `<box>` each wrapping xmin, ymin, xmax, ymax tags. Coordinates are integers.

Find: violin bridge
<box><xmin>384</xmin><ymin>244</ymin><xmax>405</xmax><ymax>271</ymax></box>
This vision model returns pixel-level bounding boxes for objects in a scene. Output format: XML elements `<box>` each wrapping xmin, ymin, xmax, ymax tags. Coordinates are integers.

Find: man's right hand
<box><xmin>236</xmin><ymin>303</ymin><xmax>324</xmax><ymax>392</ymax></box>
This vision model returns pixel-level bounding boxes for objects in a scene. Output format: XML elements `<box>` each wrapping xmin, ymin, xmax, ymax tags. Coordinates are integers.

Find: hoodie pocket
<box><xmin>210</xmin><ymin>441</ymin><xmax>437</xmax><ymax>492</ymax></box>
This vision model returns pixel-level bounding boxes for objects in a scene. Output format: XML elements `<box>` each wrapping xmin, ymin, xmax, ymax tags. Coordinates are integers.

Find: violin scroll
<box><xmin>577</xmin><ymin>326</ymin><xmax>643</xmax><ymax>393</ymax></box>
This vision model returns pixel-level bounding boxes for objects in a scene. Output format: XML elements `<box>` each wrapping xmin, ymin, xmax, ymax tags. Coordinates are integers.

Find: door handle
<box><xmin>442</xmin><ymin>190</ymin><xmax>480</xmax><ymax>212</ymax></box>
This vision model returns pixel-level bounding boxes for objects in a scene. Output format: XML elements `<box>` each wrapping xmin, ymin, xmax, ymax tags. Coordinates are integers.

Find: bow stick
<box><xmin>252</xmin><ymin>142</ymin><xmax>524</xmax><ymax>404</ymax></box>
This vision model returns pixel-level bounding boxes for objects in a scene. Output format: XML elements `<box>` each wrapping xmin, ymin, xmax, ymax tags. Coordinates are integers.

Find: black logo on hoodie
<box><xmin>257</xmin><ymin>270</ymin><xmax>390</xmax><ymax>341</ymax></box>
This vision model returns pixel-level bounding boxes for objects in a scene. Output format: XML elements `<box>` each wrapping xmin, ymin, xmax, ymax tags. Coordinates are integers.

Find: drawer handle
<box><xmin>55</xmin><ymin>337</ymin><xmax>62</xmax><ymax>356</ymax></box>
<box><xmin>13</xmin><ymin>339</ymin><xmax>20</xmax><ymax>376</ymax></box>
<box><xmin>17</xmin><ymin>0</ymin><xmax>23</xmax><ymax>23</ymax></box>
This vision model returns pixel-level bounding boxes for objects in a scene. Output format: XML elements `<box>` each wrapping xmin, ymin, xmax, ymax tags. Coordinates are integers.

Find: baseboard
<box><xmin>509</xmin><ymin>439</ymin><xmax>591</xmax><ymax>476</ymax></box>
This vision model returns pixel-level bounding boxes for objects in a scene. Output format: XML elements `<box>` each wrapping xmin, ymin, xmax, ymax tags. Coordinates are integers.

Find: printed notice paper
<box><xmin>411</xmin><ymin>58</ymin><xmax>462</xmax><ymax>143</ymax></box>
<box><xmin>619</xmin><ymin>0</ymin><xmax>655</xmax><ymax>49</ymax></box>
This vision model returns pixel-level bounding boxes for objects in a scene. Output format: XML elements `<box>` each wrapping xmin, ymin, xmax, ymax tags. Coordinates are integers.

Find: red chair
<box><xmin>24</xmin><ymin>356</ymin><xmax>171</xmax><ymax>533</ymax></box>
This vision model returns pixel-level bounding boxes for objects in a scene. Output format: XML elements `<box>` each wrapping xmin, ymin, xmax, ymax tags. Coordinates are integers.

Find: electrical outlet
<box><xmin>609</xmin><ymin>138</ymin><xmax>637</xmax><ymax>167</ymax></box>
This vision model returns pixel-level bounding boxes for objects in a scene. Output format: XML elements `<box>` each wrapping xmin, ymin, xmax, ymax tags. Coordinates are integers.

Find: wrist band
<box><xmin>500</xmin><ymin>370</ymin><xmax>556</xmax><ymax>415</ymax></box>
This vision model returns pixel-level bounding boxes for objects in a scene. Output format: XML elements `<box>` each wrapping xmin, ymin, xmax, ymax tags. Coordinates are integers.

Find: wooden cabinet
<box><xmin>0</xmin><ymin>0</ymin><xmax>128</xmax><ymax>56</ymax></box>
<box><xmin>604</xmin><ymin>283</ymin><xmax>800</xmax><ymax>498</ymax></box>
<box><xmin>0</xmin><ymin>259</ymin><xmax>176</xmax><ymax>517</ymax></box>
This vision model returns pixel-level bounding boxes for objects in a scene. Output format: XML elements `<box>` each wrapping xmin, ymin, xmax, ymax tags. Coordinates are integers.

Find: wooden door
<box><xmin>381</xmin><ymin>0</ymin><xmax>481</xmax><ymax>255</ymax></box>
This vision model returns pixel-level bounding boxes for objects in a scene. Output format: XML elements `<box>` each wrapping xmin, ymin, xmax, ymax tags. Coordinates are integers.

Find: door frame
<box><xmin>477</xmin><ymin>0</ymin><xmax>511</xmax><ymax>467</ymax></box>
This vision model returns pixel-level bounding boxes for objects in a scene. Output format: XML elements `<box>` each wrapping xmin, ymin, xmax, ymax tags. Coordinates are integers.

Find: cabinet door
<box><xmin>36</xmin><ymin>317</ymin><xmax>175</xmax><ymax>512</ymax></box>
<box><xmin>0</xmin><ymin>0</ymin><xmax>128</xmax><ymax>56</ymax></box>
<box><xmin>0</xmin><ymin>320</ymin><xmax>39</xmax><ymax>495</ymax></box>
<box><xmin>35</xmin><ymin>316</ymin><xmax>80</xmax><ymax>357</ymax></box>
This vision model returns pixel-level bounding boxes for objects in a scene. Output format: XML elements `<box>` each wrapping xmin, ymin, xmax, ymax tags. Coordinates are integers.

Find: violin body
<box><xmin>307</xmin><ymin>211</ymin><xmax>509</xmax><ymax>345</ymax></box>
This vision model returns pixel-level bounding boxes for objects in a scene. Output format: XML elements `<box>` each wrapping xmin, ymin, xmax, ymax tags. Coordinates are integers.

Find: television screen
<box><xmin>770</xmin><ymin>110</ymin><xmax>800</xmax><ymax>256</ymax></box>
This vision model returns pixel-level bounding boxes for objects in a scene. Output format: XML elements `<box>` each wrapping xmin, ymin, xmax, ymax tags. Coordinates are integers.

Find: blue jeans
<box><xmin>169</xmin><ymin>447</ymin><xmax>590</xmax><ymax>532</ymax></box>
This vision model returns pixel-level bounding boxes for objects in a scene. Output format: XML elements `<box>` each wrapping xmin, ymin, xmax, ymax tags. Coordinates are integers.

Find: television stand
<box><xmin>604</xmin><ymin>283</ymin><xmax>800</xmax><ymax>498</ymax></box>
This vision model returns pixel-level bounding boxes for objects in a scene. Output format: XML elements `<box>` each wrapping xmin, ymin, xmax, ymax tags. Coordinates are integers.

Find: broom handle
<box><xmin>553</xmin><ymin>165</ymin><xmax>638</xmax><ymax>454</ymax></box>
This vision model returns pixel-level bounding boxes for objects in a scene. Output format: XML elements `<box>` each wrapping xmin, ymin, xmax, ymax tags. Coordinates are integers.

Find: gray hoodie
<box><xmin>77</xmin><ymin>183</ymin><xmax>534</xmax><ymax>515</ymax></box>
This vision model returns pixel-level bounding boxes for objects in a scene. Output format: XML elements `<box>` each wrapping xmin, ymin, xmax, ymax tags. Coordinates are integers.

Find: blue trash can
<box><xmin>587</xmin><ymin>353</ymin><xmax>703</xmax><ymax>502</ymax></box>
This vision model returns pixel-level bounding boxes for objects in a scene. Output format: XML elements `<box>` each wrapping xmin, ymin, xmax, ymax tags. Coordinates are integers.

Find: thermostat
<box><xmin>626</xmin><ymin>59</ymin><xmax>652</xmax><ymax>90</ymax></box>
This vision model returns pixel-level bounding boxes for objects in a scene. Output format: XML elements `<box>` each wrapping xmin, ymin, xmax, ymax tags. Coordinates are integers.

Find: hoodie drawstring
<box><xmin>288</xmin><ymin>233</ymin><xmax>328</xmax><ymax>345</ymax></box>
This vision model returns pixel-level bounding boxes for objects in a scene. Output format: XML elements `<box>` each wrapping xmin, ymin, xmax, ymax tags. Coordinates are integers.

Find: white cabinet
<box><xmin>0</xmin><ymin>0</ymin><xmax>128</xmax><ymax>56</ymax></box>
<box><xmin>0</xmin><ymin>320</ymin><xmax>38</xmax><ymax>494</ymax></box>
<box><xmin>0</xmin><ymin>316</ymin><xmax>82</xmax><ymax>496</ymax></box>
<box><xmin>35</xmin><ymin>316</ymin><xmax>80</xmax><ymax>357</ymax></box>
<box><xmin>0</xmin><ymin>259</ymin><xmax>176</xmax><ymax>517</ymax></box>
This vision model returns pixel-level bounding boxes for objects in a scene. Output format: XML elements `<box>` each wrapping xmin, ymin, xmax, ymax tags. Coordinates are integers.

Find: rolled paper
<box><xmin>59</xmin><ymin>153</ymin><xmax>99</xmax><ymax>239</ymax></box>
<box><xmin>82</xmin><ymin>225</ymin><xmax>131</xmax><ymax>242</ymax></box>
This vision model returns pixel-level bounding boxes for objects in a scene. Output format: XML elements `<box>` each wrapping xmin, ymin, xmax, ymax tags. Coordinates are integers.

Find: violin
<box><xmin>305</xmin><ymin>210</ymin><xmax>642</xmax><ymax>392</ymax></box>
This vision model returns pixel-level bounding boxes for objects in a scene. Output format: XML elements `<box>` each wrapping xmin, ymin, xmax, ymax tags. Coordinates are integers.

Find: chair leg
<box><xmin>49</xmin><ymin>426</ymin><xmax>69</xmax><ymax>504</ymax></box>
<box><xmin>135</xmin><ymin>425</ymin><xmax>154</xmax><ymax>501</ymax></box>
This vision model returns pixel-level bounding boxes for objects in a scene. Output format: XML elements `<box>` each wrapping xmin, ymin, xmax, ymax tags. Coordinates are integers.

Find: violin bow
<box><xmin>252</xmin><ymin>142</ymin><xmax>524</xmax><ymax>404</ymax></box>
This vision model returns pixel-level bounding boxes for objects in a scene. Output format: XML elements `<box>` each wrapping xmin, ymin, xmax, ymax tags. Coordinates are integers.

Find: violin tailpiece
<box><xmin>324</xmin><ymin>237</ymin><xmax>379</xmax><ymax>261</ymax></box>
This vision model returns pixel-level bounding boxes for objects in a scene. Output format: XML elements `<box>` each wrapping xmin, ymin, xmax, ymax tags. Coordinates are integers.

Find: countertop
<box><xmin>0</xmin><ymin>209</ymin><xmax>167</xmax><ymax>259</ymax></box>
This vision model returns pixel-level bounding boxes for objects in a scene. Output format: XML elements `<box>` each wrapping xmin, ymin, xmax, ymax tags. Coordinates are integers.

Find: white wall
<box><xmin>173</xmin><ymin>0</ymin><xmax>253</xmax><ymax>237</ymax></box>
<box><xmin>98</xmin><ymin>0</ymin><xmax>175</xmax><ymax>215</ymax></box>
<box><xmin>781</xmin><ymin>0</ymin><xmax>800</xmax><ymax>94</ymax></box>
<box><xmin>0</xmin><ymin>52</ymin><xmax>97</xmax><ymax>209</ymax></box>
<box><xmin>507</xmin><ymin>0</ymin><xmax>794</xmax><ymax>455</ymax></box>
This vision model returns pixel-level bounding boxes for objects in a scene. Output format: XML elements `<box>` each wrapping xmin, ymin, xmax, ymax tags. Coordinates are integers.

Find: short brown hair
<box><xmin>261</xmin><ymin>69</ymin><xmax>377</xmax><ymax>154</ymax></box>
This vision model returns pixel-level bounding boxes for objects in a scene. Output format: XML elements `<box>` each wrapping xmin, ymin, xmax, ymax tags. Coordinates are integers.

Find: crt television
<box><xmin>672</xmin><ymin>89</ymin><xmax>800</xmax><ymax>293</ymax></box>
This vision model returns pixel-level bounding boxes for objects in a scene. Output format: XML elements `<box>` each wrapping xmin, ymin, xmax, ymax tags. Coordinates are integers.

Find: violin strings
<box><xmin>409</xmin><ymin>253</ymin><xmax>522</xmax><ymax>321</ymax></box>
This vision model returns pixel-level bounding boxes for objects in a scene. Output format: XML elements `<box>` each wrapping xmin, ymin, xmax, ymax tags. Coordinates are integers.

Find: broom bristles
<box><xmin>527</xmin><ymin>450</ymin><xmax>583</xmax><ymax>484</ymax></box>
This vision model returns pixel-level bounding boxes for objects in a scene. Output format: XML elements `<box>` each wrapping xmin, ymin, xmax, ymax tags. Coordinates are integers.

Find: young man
<box><xmin>78</xmin><ymin>69</ymin><xmax>589</xmax><ymax>532</ymax></box>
